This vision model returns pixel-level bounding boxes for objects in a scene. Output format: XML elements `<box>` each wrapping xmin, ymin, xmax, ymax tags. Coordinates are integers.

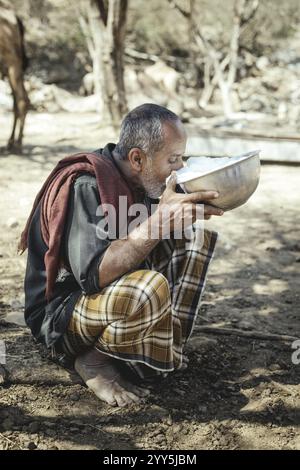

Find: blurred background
<box><xmin>1</xmin><ymin>0</ymin><xmax>300</xmax><ymax>159</ymax></box>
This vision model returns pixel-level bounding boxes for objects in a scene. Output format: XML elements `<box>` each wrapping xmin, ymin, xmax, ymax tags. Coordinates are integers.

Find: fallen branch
<box><xmin>194</xmin><ymin>326</ymin><xmax>298</xmax><ymax>343</ymax></box>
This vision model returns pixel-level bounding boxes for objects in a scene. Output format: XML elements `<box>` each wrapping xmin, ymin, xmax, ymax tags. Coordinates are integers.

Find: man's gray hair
<box><xmin>115</xmin><ymin>103</ymin><xmax>179</xmax><ymax>160</ymax></box>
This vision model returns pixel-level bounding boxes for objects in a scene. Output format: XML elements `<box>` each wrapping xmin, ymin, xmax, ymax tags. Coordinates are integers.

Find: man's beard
<box><xmin>141</xmin><ymin>163</ymin><xmax>165</xmax><ymax>199</ymax></box>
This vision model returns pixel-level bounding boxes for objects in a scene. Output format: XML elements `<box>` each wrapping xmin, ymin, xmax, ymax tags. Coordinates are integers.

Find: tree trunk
<box><xmin>227</xmin><ymin>0</ymin><xmax>246</xmax><ymax>91</ymax></box>
<box><xmin>84</xmin><ymin>0</ymin><xmax>128</xmax><ymax>126</ymax></box>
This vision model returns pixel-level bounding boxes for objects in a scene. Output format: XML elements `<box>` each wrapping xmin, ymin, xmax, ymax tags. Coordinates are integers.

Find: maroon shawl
<box><xmin>19</xmin><ymin>151</ymin><xmax>135</xmax><ymax>301</ymax></box>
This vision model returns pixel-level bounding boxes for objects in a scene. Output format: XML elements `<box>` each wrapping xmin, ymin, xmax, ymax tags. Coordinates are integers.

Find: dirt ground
<box><xmin>0</xmin><ymin>112</ymin><xmax>299</xmax><ymax>450</ymax></box>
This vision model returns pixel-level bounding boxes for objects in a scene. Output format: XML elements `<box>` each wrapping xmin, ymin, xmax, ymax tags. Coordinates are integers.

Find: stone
<box><xmin>27</xmin><ymin>441</ymin><xmax>37</xmax><ymax>450</ymax></box>
<box><xmin>6</xmin><ymin>218</ymin><xmax>19</xmax><ymax>229</ymax></box>
<box><xmin>238</xmin><ymin>321</ymin><xmax>253</xmax><ymax>330</ymax></box>
<box><xmin>256</xmin><ymin>56</ymin><xmax>270</xmax><ymax>70</ymax></box>
<box><xmin>187</xmin><ymin>335</ymin><xmax>218</xmax><ymax>352</ymax></box>
<box><xmin>165</xmin><ymin>415</ymin><xmax>173</xmax><ymax>426</ymax></box>
<box><xmin>153</xmin><ymin>433</ymin><xmax>166</xmax><ymax>444</ymax></box>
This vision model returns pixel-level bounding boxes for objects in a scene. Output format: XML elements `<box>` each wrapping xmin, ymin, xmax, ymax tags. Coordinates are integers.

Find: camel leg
<box><xmin>7</xmin><ymin>64</ymin><xmax>29</xmax><ymax>153</ymax></box>
<box><xmin>7</xmin><ymin>93</ymin><xmax>18</xmax><ymax>150</ymax></box>
<box><xmin>16</xmin><ymin>95</ymin><xmax>28</xmax><ymax>151</ymax></box>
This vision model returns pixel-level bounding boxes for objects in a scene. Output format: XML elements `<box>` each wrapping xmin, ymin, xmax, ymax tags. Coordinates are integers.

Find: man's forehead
<box><xmin>162</xmin><ymin>119</ymin><xmax>186</xmax><ymax>141</ymax></box>
<box><xmin>160</xmin><ymin>122</ymin><xmax>187</xmax><ymax>157</ymax></box>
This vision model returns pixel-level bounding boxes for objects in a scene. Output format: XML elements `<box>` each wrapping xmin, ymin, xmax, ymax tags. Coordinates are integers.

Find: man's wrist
<box><xmin>128</xmin><ymin>212</ymin><xmax>162</xmax><ymax>246</ymax></box>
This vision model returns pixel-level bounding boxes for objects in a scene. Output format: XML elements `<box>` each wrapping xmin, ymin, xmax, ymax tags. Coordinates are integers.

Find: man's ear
<box><xmin>127</xmin><ymin>148</ymin><xmax>146</xmax><ymax>172</ymax></box>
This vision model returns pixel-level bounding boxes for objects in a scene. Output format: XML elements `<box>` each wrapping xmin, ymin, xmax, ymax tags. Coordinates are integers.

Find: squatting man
<box><xmin>20</xmin><ymin>103</ymin><xmax>224</xmax><ymax>407</ymax></box>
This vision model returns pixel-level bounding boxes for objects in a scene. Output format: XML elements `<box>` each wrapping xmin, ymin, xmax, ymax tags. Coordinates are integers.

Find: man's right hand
<box><xmin>155</xmin><ymin>171</ymin><xmax>224</xmax><ymax>236</ymax></box>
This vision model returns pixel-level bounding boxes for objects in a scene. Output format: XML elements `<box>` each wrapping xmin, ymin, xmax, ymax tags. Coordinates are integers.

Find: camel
<box><xmin>0</xmin><ymin>1</ymin><xmax>29</xmax><ymax>152</ymax></box>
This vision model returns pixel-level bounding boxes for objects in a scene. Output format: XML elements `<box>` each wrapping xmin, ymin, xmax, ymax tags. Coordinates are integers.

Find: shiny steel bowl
<box><xmin>180</xmin><ymin>150</ymin><xmax>261</xmax><ymax>211</ymax></box>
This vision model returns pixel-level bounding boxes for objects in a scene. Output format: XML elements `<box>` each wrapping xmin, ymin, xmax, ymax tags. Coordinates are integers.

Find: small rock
<box><xmin>269</xmin><ymin>363</ymin><xmax>281</xmax><ymax>371</ymax></box>
<box><xmin>187</xmin><ymin>336</ymin><xmax>218</xmax><ymax>352</ymax></box>
<box><xmin>28</xmin><ymin>395</ymin><xmax>38</xmax><ymax>401</ymax></box>
<box><xmin>165</xmin><ymin>415</ymin><xmax>173</xmax><ymax>426</ymax></box>
<box><xmin>150</xmin><ymin>428</ymin><xmax>164</xmax><ymax>438</ymax></box>
<box><xmin>238</xmin><ymin>321</ymin><xmax>253</xmax><ymax>331</ymax></box>
<box><xmin>27</xmin><ymin>441</ymin><xmax>37</xmax><ymax>450</ymax></box>
<box><xmin>256</xmin><ymin>56</ymin><xmax>270</xmax><ymax>70</ymax></box>
<box><xmin>172</xmin><ymin>424</ymin><xmax>182</xmax><ymax>433</ymax></box>
<box><xmin>153</xmin><ymin>433</ymin><xmax>166</xmax><ymax>444</ymax></box>
<box><xmin>6</xmin><ymin>218</ymin><xmax>19</xmax><ymax>229</ymax></box>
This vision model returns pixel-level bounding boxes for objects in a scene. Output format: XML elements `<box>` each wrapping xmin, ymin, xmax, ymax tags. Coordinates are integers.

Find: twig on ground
<box><xmin>194</xmin><ymin>325</ymin><xmax>298</xmax><ymax>343</ymax></box>
<box><xmin>0</xmin><ymin>432</ymin><xmax>22</xmax><ymax>449</ymax></box>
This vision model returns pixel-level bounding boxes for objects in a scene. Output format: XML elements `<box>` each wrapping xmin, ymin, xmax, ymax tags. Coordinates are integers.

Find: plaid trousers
<box><xmin>61</xmin><ymin>226</ymin><xmax>218</xmax><ymax>379</ymax></box>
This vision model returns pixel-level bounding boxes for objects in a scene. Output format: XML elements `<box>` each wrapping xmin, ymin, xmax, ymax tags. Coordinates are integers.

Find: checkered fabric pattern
<box><xmin>61</xmin><ymin>227</ymin><xmax>218</xmax><ymax>379</ymax></box>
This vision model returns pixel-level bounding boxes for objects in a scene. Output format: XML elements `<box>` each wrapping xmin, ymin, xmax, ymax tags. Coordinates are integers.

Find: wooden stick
<box><xmin>194</xmin><ymin>325</ymin><xmax>298</xmax><ymax>343</ymax></box>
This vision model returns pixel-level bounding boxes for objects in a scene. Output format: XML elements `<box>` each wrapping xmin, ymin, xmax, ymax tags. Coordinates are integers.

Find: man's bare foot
<box><xmin>74</xmin><ymin>348</ymin><xmax>150</xmax><ymax>407</ymax></box>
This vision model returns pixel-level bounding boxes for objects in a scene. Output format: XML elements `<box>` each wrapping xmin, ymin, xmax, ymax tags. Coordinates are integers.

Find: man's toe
<box><xmin>124</xmin><ymin>391</ymin><xmax>141</xmax><ymax>404</ymax></box>
<box><xmin>115</xmin><ymin>393</ymin><xmax>128</xmax><ymax>407</ymax></box>
<box><xmin>131</xmin><ymin>385</ymin><xmax>151</xmax><ymax>397</ymax></box>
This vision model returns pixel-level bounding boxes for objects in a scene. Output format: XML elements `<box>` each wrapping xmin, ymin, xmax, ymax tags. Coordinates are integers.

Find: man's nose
<box><xmin>175</xmin><ymin>158</ymin><xmax>184</xmax><ymax>171</ymax></box>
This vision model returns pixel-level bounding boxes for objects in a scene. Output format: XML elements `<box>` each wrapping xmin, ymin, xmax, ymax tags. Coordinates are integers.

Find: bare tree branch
<box><xmin>167</xmin><ymin>0</ymin><xmax>190</xmax><ymax>19</ymax></box>
<box><xmin>77</xmin><ymin>6</ymin><xmax>95</xmax><ymax>59</ymax></box>
<box><xmin>167</xmin><ymin>0</ymin><xmax>260</xmax><ymax>116</ymax></box>
<box><xmin>241</xmin><ymin>0</ymin><xmax>259</xmax><ymax>27</ymax></box>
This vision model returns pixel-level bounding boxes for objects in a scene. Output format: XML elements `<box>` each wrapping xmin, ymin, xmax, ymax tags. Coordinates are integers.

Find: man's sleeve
<box><xmin>63</xmin><ymin>174</ymin><xmax>111</xmax><ymax>295</ymax></box>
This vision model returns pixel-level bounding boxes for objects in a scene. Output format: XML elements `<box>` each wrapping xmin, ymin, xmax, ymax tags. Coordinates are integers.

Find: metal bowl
<box><xmin>179</xmin><ymin>150</ymin><xmax>261</xmax><ymax>211</ymax></box>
